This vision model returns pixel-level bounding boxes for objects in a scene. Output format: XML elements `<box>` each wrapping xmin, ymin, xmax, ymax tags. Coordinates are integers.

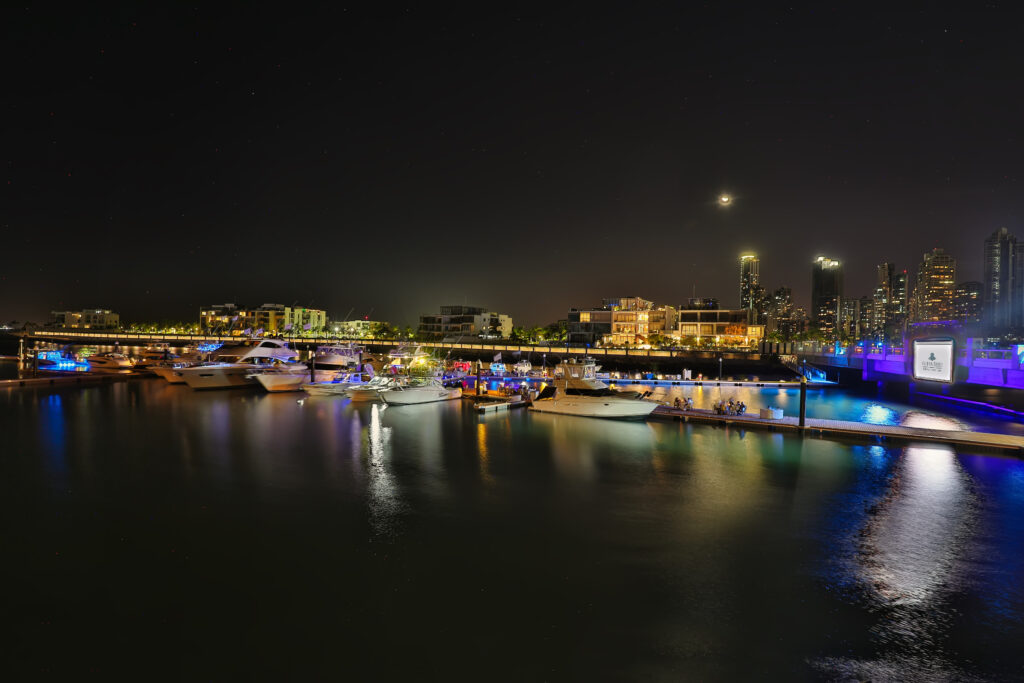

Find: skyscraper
<box><xmin>872</xmin><ymin>262</ymin><xmax>895</xmax><ymax>337</ymax></box>
<box><xmin>983</xmin><ymin>227</ymin><xmax>1017</xmax><ymax>328</ymax></box>
<box><xmin>914</xmin><ymin>248</ymin><xmax>956</xmax><ymax>322</ymax></box>
<box><xmin>954</xmin><ymin>281</ymin><xmax>983</xmax><ymax>324</ymax></box>
<box><xmin>892</xmin><ymin>270</ymin><xmax>909</xmax><ymax>317</ymax></box>
<box><xmin>739</xmin><ymin>254</ymin><xmax>759</xmax><ymax>312</ymax></box>
<box><xmin>811</xmin><ymin>256</ymin><xmax>843</xmax><ymax>337</ymax></box>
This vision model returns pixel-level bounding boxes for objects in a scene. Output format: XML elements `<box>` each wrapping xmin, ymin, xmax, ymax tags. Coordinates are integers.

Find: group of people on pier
<box><xmin>712</xmin><ymin>398</ymin><xmax>747</xmax><ymax>415</ymax></box>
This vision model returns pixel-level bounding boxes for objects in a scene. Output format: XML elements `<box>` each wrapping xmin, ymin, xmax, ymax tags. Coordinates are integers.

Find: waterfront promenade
<box><xmin>23</xmin><ymin>330</ymin><xmax>771</xmax><ymax>362</ymax></box>
<box><xmin>652</xmin><ymin>405</ymin><xmax>1024</xmax><ymax>454</ymax></box>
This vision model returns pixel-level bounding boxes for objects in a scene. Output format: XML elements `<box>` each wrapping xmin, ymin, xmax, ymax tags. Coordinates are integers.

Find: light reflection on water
<box><xmin>622</xmin><ymin>383</ymin><xmax>1015</xmax><ymax>434</ymax></box>
<box><xmin>3</xmin><ymin>380</ymin><xmax>1024</xmax><ymax>679</ymax></box>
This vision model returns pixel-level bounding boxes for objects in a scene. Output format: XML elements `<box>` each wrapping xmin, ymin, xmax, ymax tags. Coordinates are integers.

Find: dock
<box><xmin>462</xmin><ymin>392</ymin><xmax>531</xmax><ymax>413</ymax></box>
<box><xmin>0</xmin><ymin>373</ymin><xmax>137</xmax><ymax>389</ymax></box>
<box><xmin>651</xmin><ymin>406</ymin><xmax>1024</xmax><ymax>455</ymax></box>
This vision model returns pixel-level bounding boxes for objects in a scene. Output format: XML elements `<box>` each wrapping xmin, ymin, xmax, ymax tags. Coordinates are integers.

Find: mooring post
<box><xmin>799</xmin><ymin>373</ymin><xmax>807</xmax><ymax>429</ymax></box>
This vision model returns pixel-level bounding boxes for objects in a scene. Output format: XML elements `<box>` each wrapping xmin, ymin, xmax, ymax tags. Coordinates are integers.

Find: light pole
<box><xmin>718</xmin><ymin>356</ymin><xmax>723</xmax><ymax>382</ymax></box>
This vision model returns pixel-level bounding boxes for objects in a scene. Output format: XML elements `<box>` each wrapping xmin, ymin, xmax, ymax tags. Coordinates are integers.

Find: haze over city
<box><xmin>3</xmin><ymin>5</ymin><xmax>1020</xmax><ymax>324</ymax></box>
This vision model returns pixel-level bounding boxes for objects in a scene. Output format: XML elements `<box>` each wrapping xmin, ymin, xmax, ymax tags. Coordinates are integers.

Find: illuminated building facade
<box><xmin>674</xmin><ymin>309</ymin><xmax>765</xmax><ymax>348</ymax></box>
<box><xmin>49</xmin><ymin>308</ymin><xmax>120</xmax><ymax>329</ymax></box>
<box><xmin>739</xmin><ymin>254</ymin><xmax>760</xmax><ymax>313</ymax></box>
<box><xmin>913</xmin><ymin>248</ymin><xmax>956</xmax><ymax>322</ymax></box>
<box><xmin>954</xmin><ymin>281</ymin><xmax>983</xmax><ymax>324</ymax></box>
<box><xmin>983</xmin><ymin>227</ymin><xmax>1021</xmax><ymax>329</ymax></box>
<box><xmin>811</xmin><ymin>256</ymin><xmax>843</xmax><ymax>337</ymax></box>
<box><xmin>418</xmin><ymin>305</ymin><xmax>512</xmax><ymax>340</ymax></box>
<box><xmin>200</xmin><ymin>303</ymin><xmax>327</xmax><ymax>334</ymax></box>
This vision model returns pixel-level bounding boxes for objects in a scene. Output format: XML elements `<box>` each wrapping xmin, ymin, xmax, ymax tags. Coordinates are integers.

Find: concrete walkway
<box><xmin>651</xmin><ymin>406</ymin><xmax>1024</xmax><ymax>455</ymax></box>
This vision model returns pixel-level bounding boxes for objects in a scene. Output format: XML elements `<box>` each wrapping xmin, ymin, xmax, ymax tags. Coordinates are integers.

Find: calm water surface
<box><xmin>4</xmin><ymin>379</ymin><xmax>1024</xmax><ymax>680</ymax></box>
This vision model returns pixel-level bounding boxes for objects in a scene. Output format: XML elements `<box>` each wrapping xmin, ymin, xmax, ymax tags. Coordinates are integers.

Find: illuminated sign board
<box><xmin>912</xmin><ymin>339</ymin><xmax>955</xmax><ymax>383</ymax></box>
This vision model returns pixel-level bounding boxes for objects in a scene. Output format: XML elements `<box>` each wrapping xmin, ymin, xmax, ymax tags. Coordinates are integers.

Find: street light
<box><xmin>718</xmin><ymin>356</ymin><xmax>723</xmax><ymax>381</ymax></box>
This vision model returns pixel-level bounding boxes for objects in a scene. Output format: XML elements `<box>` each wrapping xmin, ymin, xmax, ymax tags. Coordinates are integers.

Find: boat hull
<box><xmin>381</xmin><ymin>387</ymin><xmax>462</xmax><ymax>405</ymax></box>
<box><xmin>302</xmin><ymin>382</ymin><xmax>359</xmax><ymax>396</ymax></box>
<box><xmin>348</xmin><ymin>387</ymin><xmax>382</xmax><ymax>401</ymax></box>
<box><xmin>152</xmin><ymin>366</ymin><xmax>188</xmax><ymax>383</ymax></box>
<box><xmin>529</xmin><ymin>397</ymin><xmax>658</xmax><ymax>419</ymax></box>
<box><xmin>253</xmin><ymin>373</ymin><xmax>307</xmax><ymax>392</ymax></box>
<box><xmin>179</xmin><ymin>366</ymin><xmax>265</xmax><ymax>390</ymax></box>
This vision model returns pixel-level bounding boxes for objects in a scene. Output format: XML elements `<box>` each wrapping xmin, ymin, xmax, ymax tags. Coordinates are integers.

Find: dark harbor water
<box><xmin>5</xmin><ymin>379</ymin><xmax>1024</xmax><ymax>680</ymax></box>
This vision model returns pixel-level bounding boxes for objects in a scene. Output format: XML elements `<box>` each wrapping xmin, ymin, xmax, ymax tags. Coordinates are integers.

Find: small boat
<box><xmin>380</xmin><ymin>378</ymin><xmax>462</xmax><ymax>405</ymax></box>
<box><xmin>302</xmin><ymin>368</ymin><xmax>372</xmax><ymax>396</ymax></box>
<box><xmin>529</xmin><ymin>381</ymin><xmax>658</xmax><ymax>420</ymax></box>
<box><xmin>312</xmin><ymin>343</ymin><xmax>364</xmax><ymax>370</ymax></box>
<box><xmin>250</xmin><ymin>363</ymin><xmax>314</xmax><ymax>392</ymax></box>
<box><xmin>348</xmin><ymin>374</ymin><xmax>403</xmax><ymax>402</ymax></box>
<box><xmin>151</xmin><ymin>362</ymin><xmax>194</xmax><ymax>384</ymax></box>
<box><xmin>86</xmin><ymin>353</ymin><xmax>135</xmax><ymax>371</ymax></box>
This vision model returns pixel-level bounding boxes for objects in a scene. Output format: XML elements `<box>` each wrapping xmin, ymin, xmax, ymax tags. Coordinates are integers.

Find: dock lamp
<box><xmin>718</xmin><ymin>356</ymin><xmax>723</xmax><ymax>381</ymax></box>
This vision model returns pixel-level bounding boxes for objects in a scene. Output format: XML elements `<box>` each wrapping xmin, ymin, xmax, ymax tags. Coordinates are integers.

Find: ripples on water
<box><xmin>3</xmin><ymin>381</ymin><xmax>1024</xmax><ymax>679</ymax></box>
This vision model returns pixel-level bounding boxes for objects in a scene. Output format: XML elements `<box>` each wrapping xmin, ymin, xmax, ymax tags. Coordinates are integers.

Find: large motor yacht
<box><xmin>311</xmin><ymin>343</ymin><xmax>364</xmax><ymax>370</ymax></box>
<box><xmin>176</xmin><ymin>339</ymin><xmax>299</xmax><ymax>390</ymax></box>
<box><xmin>302</xmin><ymin>367</ymin><xmax>373</xmax><ymax>396</ymax></box>
<box><xmin>528</xmin><ymin>382</ymin><xmax>659</xmax><ymax>419</ymax></box>
<box><xmin>86</xmin><ymin>353</ymin><xmax>135</xmax><ymax>371</ymax></box>
<box><xmin>380</xmin><ymin>378</ymin><xmax>462</xmax><ymax>405</ymax></box>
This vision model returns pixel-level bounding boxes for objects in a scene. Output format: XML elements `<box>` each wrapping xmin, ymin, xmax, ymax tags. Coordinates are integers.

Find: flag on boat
<box><xmin>303</xmin><ymin>323</ymin><xmax>312</xmax><ymax>331</ymax></box>
<box><xmin>255</xmin><ymin>328</ymin><xmax>264</xmax><ymax>336</ymax></box>
<box><xmin>231</xmin><ymin>315</ymin><xmax>239</xmax><ymax>322</ymax></box>
<box><xmin>493</xmin><ymin>352</ymin><xmax>501</xmax><ymax>362</ymax></box>
<box><xmin>284</xmin><ymin>323</ymin><xmax>293</xmax><ymax>331</ymax></box>
<box><xmin>242</xmin><ymin>328</ymin><xmax>252</xmax><ymax>335</ymax></box>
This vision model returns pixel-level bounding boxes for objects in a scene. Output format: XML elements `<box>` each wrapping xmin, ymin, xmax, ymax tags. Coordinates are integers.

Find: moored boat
<box><xmin>380</xmin><ymin>378</ymin><xmax>462</xmax><ymax>405</ymax></box>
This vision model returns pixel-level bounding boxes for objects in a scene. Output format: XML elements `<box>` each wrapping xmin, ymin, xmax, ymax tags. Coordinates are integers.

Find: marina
<box><xmin>4</xmin><ymin>376</ymin><xmax>1024</xmax><ymax>679</ymax></box>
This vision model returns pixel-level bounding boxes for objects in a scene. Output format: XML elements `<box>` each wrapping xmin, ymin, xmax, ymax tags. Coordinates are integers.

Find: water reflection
<box><xmin>819</xmin><ymin>444</ymin><xmax>980</xmax><ymax>680</ymax></box>
<box><xmin>365</xmin><ymin>403</ymin><xmax>401</xmax><ymax>541</ymax></box>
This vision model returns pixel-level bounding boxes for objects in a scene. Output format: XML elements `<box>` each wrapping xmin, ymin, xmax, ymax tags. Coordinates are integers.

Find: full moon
<box><xmin>718</xmin><ymin>194</ymin><xmax>732</xmax><ymax>206</ymax></box>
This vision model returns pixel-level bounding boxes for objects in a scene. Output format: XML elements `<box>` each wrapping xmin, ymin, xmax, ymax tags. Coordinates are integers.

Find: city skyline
<box><xmin>2</xmin><ymin>6</ymin><xmax>1022</xmax><ymax>325</ymax></box>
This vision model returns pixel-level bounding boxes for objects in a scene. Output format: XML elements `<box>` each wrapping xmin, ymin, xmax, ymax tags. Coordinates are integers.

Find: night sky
<box><xmin>3</xmin><ymin>5</ymin><xmax>1022</xmax><ymax>325</ymax></box>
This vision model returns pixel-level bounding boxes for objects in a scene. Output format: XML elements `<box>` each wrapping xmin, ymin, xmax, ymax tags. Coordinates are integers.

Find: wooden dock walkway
<box><xmin>0</xmin><ymin>373</ymin><xmax>135</xmax><ymax>389</ymax></box>
<box><xmin>651</xmin><ymin>406</ymin><xmax>1024</xmax><ymax>455</ymax></box>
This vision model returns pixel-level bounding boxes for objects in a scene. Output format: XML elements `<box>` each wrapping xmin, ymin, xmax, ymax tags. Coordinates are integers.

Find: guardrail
<box><xmin>25</xmin><ymin>330</ymin><xmax>765</xmax><ymax>360</ymax></box>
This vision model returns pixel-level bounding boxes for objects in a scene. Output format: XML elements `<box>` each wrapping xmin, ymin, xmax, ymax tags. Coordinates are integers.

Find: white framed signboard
<box><xmin>912</xmin><ymin>339</ymin><xmax>955</xmax><ymax>383</ymax></box>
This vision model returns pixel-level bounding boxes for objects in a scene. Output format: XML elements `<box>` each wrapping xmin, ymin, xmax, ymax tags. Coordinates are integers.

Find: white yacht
<box><xmin>312</xmin><ymin>343</ymin><xmax>364</xmax><ymax>370</ymax></box>
<box><xmin>348</xmin><ymin>374</ymin><xmax>403</xmax><ymax>402</ymax></box>
<box><xmin>380</xmin><ymin>378</ymin><xmax>462</xmax><ymax>405</ymax></box>
<box><xmin>529</xmin><ymin>382</ymin><xmax>659</xmax><ymax>420</ymax></box>
<box><xmin>151</xmin><ymin>362</ymin><xmax>194</xmax><ymax>384</ymax></box>
<box><xmin>302</xmin><ymin>368</ymin><xmax>372</xmax><ymax>396</ymax></box>
<box><xmin>513</xmin><ymin>360</ymin><xmax>532</xmax><ymax>376</ymax></box>
<box><xmin>555</xmin><ymin>357</ymin><xmax>642</xmax><ymax>398</ymax></box>
<box><xmin>250</xmin><ymin>363</ymin><xmax>314</xmax><ymax>392</ymax></box>
<box><xmin>86</xmin><ymin>353</ymin><xmax>135</xmax><ymax>371</ymax></box>
<box><xmin>176</xmin><ymin>339</ymin><xmax>299</xmax><ymax>390</ymax></box>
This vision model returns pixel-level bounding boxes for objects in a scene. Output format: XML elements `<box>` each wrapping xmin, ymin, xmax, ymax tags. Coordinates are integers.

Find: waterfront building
<box><xmin>607</xmin><ymin>305</ymin><xmax>677</xmax><ymax>346</ymax></box>
<box><xmin>913</xmin><ymin>248</ymin><xmax>957</xmax><ymax>322</ymax></box>
<box><xmin>811</xmin><ymin>256</ymin><xmax>843</xmax><ymax>338</ymax></box>
<box><xmin>674</xmin><ymin>309</ymin><xmax>765</xmax><ymax>348</ymax></box>
<box><xmin>284</xmin><ymin>306</ymin><xmax>327</xmax><ymax>333</ymax></box>
<box><xmin>418</xmin><ymin>305</ymin><xmax>512</xmax><ymax>340</ymax></box>
<box><xmin>954</xmin><ymin>281</ymin><xmax>983</xmax><ymax>324</ymax></box>
<box><xmin>49</xmin><ymin>308</ymin><xmax>120</xmax><ymax>330</ymax></box>
<box><xmin>983</xmin><ymin>227</ymin><xmax>1018</xmax><ymax>328</ymax></box>
<box><xmin>567</xmin><ymin>306</ymin><xmax>613</xmax><ymax>346</ymax></box>
<box><xmin>330</xmin><ymin>319</ymin><xmax>383</xmax><ymax>338</ymax></box>
<box><xmin>199</xmin><ymin>303</ymin><xmax>326</xmax><ymax>334</ymax></box>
